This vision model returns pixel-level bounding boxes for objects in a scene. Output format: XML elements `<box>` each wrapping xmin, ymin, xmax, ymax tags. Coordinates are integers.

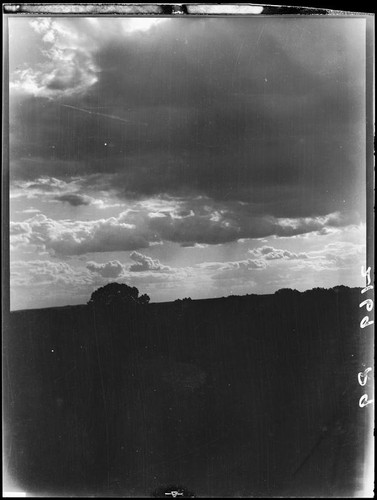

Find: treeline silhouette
<box><xmin>3</xmin><ymin>286</ymin><xmax>369</xmax><ymax>497</ymax></box>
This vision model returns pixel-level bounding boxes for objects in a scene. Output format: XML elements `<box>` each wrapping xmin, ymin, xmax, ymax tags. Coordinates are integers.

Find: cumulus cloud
<box><xmin>246</xmin><ymin>239</ymin><xmax>365</xmax><ymax>275</ymax></box>
<box><xmin>11</xmin><ymin>18</ymin><xmax>98</xmax><ymax>98</ymax></box>
<box><xmin>274</xmin><ymin>212</ymin><xmax>349</xmax><ymax>235</ymax></box>
<box><xmin>10</xmin><ymin>212</ymin><xmax>151</xmax><ymax>256</ymax></box>
<box><xmin>11</xmin><ymin>176</ymin><xmax>80</xmax><ymax>199</ymax></box>
<box><xmin>295</xmin><ymin>242</ymin><xmax>366</xmax><ymax>272</ymax></box>
<box><xmin>85</xmin><ymin>254</ymin><xmax>189</xmax><ymax>290</ymax></box>
<box><xmin>143</xmin><ymin>199</ymin><xmax>352</xmax><ymax>246</ymax></box>
<box><xmin>10</xmin><ymin>221</ymin><xmax>31</xmax><ymax>236</ymax></box>
<box><xmin>55</xmin><ymin>193</ymin><xmax>92</xmax><ymax>206</ymax></box>
<box><xmin>10</xmin><ymin>206</ymin><xmax>362</xmax><ymax>257</ymax></box>
<box><xmin>10</xmin><ymin>221</ymin><xmax>33</xmax><ymax>250</ymax></box>
<box><xmin>129</xmin><ymin>251</ymin><xmax>172</xmax><ymax>272</ymax></box>
<box><xmin>199</xmin><ymin>259</ymin><xmax>266</xmax><ymax>272</ymax></box>
<box><xmin>147</xmin><ymin>203</ymin><xmax>360</xmax><ymax>246</ymax></box>
<box><xmin>249</xmin><ymin>246</ymin><xmax>309</xmax><ymax>260</ymax></box>
<box><xmin>10</xmin><ymin>176</ymin><xmax>127</xmax><ymax>210</ymax></box>
<box><xmin>11</xmin><ymin>259</ymin><xmax>91</xmax><ymax>287</ymax></box>
<box><xmin>200</xmin><ymin>258</ymin><xmax>267</xmax><ymax>284</ymax></box>
<box><xmin>19</xmin><ymin>208</ymin><xmax>41</xmax><ymax>214</ymax></box>
<box><xmin>83</xmin><ymin>253</ymin><xmax>266</xmax><ymax>297</ymax></box>
<box><xmin>86</xmin><ymin>260</ymin><xmax>125</xmax><ymax>278</ymax></box>
<box><xmin>148</xmin><ymin>208</ymin><xmax>240</xmax><ymax>246</ymax></box>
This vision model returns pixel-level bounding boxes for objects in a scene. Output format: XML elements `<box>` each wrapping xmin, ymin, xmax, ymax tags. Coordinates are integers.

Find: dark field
<box><xmin>3</xmin><ymin>288</ymin><xmax>371</xmax><ymax>497</ymax></box>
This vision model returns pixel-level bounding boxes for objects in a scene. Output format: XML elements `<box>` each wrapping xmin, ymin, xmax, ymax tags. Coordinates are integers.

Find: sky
<box><xmin>8</xmin><ymin>16</ymin><xmax>367</xmax><ymax>310</ymax></box>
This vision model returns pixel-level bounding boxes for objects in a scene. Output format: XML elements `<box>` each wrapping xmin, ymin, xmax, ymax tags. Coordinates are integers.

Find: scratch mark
<box><xmin>231</xmin><ymin>40</ymin><xmax>245</xmax><ymax>88</ymax></box>
<box><xmin>256</xmin><ymin>25</ymin><xmax>265</xmax><ymax>48</ymax></box>
<box><xmin>61</xmin><ymin>104</ymin><xmax>148</xmax><ymax>126</ymax></box>
<box><xmin>247</xmin><ymin>25</ymin><xmax>265</xmax><ymax>69</ymax></box>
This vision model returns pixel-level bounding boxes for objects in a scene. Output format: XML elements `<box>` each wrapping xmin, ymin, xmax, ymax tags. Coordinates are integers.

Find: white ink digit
<box><xmin>359</xmin><ymin>299</ymin><xmax>374</xmax><ymax>311</ymax></box>
<box><xmin>358</xmin><ymin>266</ymin><xmax>373</xmax><ymax>410</ymax></box>
<box><xmin>359</xmin><ymin>394</ymin><xmax>374</xmax><ymax>408</ymax></box>
<box><xmin>358</xmin><ymin>367</ymin><xmax>372</xmax><ymax>386</ymax></box>
<box><xmin>360</xmin><ymin>316</ymin><xmax>374</xmax><ymax>329</ymax></box>
<box><xmin>361</xmin><ymin>266</ymin><xmax>372</xmax><ymax>285</ymax></box>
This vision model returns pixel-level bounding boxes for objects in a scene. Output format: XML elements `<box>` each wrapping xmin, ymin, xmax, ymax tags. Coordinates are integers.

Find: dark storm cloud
<box><xmin>10</xmin><ymin>17</ymin><xmax>366</xmax><ymax>223</ymax></box>
<box><xmin>11</xmin><ymin>206</ymin><xmax>360</xmax><ymax>256</ymax></box>
<box><xmin>55</xmin><ymin>193</ymin><xmax>92</xmax><ymax>206</ymax></box>
<box><xmin>54</xmin><ymin>193</ymin><xmax>91</xmax><ymax>207</ymax></box>
<box><xmin>86</xmin><ymin>260</ymin><xmax>125</xmax><ymax>278</ymax></box>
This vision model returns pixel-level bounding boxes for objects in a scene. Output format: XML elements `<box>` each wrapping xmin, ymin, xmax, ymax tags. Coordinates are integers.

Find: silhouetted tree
<box><xmin>275</xmin><ymin>288</ymin><xmax>299</xmax><ymax>295</ymax></box>
<box><xmin>139</xmin><ymin>294</ymin><xmax>150</xmax><ymax>305</ymax></box>
<box><xmin>333</xmin><ymin>285</ymin><xmax>350</xmax><ymax>293</ymax></box>
<box><xmin>87</xmin><ymin>283</ymin><xmax>150</xmax><ymax>308</ymax></box>
<box><xmin>174</xmin><ymin>297</ymin><xmax>192</xmax><ymax>303</ymax></box>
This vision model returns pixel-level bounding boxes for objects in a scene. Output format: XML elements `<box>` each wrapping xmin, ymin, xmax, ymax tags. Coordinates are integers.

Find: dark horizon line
<box><xmin>10</xmin><ymin>284</ymin><xmax>361</xmax><ymax>314</ymax></box>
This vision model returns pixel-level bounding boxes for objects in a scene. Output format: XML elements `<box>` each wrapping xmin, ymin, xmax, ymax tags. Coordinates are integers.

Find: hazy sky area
<box><xmin>8</xmin><ymin>16</ymin><xmax>367</xmax><ymax>310</ymax></box>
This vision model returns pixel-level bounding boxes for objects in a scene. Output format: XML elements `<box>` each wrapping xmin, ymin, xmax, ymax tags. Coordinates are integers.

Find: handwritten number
<box><xmin>359</xmin><ymin>299</ymin><xmax>374</xmax><ymax>312</ymax></box>
<box><xmin>360</xmin><ymin>316</ymin><xmax>374</xmax><ymax>329</ymax></box>
<box><xmin>359</xmin><ymin>267</ymin><xmax>373</xmax><ymax>409</ymax></box>
<box><xmin>361</xmin><ymin>266</ymin><xmax>372</xmax><ymax>285</ymax></box>
<box><xmin>359</xmin><ymin>394</ymin><xmax>374</xmax><ymax>408</ymax></box>
<box><xmin>358</xmin><ymin>367</ymin><xmax>372</xmax><ymax>386</ymax></box>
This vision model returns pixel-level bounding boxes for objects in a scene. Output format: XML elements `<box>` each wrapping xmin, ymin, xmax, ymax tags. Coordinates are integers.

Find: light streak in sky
<box><xmin>62</xmin><ymin>104</ymin><xmax>133</xmax><ymax>124</ymax></box>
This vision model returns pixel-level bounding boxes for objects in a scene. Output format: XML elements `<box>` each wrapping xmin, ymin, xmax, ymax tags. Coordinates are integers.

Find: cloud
<box><xmin>10</xmin><ymin>176</ymin><xmax>126</xmax><ymax>210</ymax></box>
<box><xmin>90</xmin><ymin>198</ymin><xmax>126</xmax><ymax>210</ymax></box>
<box><xmin>249</xmin><ymin>246</ymin><xmax>309</xmax><ymax>260</ymax></box>
<box><xmin>129</xmin><ymin>251</ymin><xmax>172</xmax><ymax>272</ymax></box>
<box><xmin>9</xmin><ymin>17</ymin><xmax>365</xmax><ymax>223</ymax></box>
<box><xmin>55</xmin><ymin>193</ymin><xmax>92</xmax><ymax>206</ymax></box>
<box><xmin>83</xmin><ymin>253</ymin><xmax>266</xmax><ymax>298</ymax></box>
<box><xmin>19</xmin><ymin>208</ymin><xmax>41</xmax><ymax>214</ymax></box>
<box><xmin>149</xmin><ymin>203</ymin><xmax>360</xmax><ymax>246</ymax></box>
<box><xmin>120</xmin><ymin>18</ymin><xmax>167</xmax><ymax>34</ymax></box>
<box><xmin>196</xmin><ymin>258</ymin><xmax>266</xmax><ymax>285</ymax></box>
<box><xmin>199</xmin><ymin>259</ymin><xmax>267</xmax><ymax>272</ymax></box>
<box><xmin>86</xmin><ymin>260</ymin><xmax>125</xmax><ymax>278</ymax></box>
<box><xmin>10</xmin><ymin>206</ymin><xmax>362</xmax><ymax>257</ymax></box>
<box><xmin>84</xmin><ymin>255</ymin><xmax>190</xmax><ymax>294</ymax></box>
<box><xmin>295</xmin><ymin>241</ymin><xmax>366</xmax><ymax>272</ymax></box>
<box><xmin>10</xmin><ymin>221</ymin><xmax>32</xmax><ymax>249</ymax></box>
<box><xmin>10</xmin><ymin>221</ymin><xmax>31</xmax><ymax>236</ymax></box>
<box><xmin>86</xmin><ymin>252</ymin><xmax>176</xmax><ymax>278</ymax></box>
<box><xmin>10</xmin><ymin>258</ymin><xmax>100</xmax><ymax>309</ymax></box>
<box><xmin>11</xmin><ymin>176</ymin><xmax>80</xmax><ymax>199</ymax></box>
<box><xmin>11</xmin><ymin>18</ymin><xmax>98</xmax><ymax>98</ymax></box>
<box><xmin>148</xmin><ymin>207</ymin><xmax>240</xmax><ymax>246</ymax></box>
<box><xmin>10</xmin><ymin>259</ymin><xmax>91</xmax><ymax>287</ymax></box>
<box><xmin>10</xmin><ymin>212</ymin><xmax>151</xmax><ymax>256</ymax></box>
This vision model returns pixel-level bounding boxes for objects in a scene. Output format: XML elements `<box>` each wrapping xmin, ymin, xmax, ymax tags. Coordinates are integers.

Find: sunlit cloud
<box><xmin>121</xmin><ymin>18</ymin><xmax>168</xmax><ymax>34</ymax></box>
<box><xmin>11</xmin><ymin>18</ymin><xmax>98</xmax><ymax>98</ymax></box>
